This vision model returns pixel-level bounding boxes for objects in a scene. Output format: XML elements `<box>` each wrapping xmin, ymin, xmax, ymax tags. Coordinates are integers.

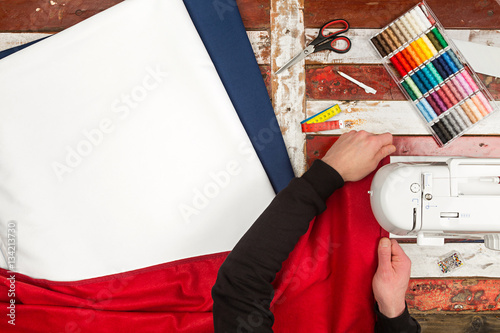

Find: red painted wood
<box><xmin>260</xmin><ymin>65</ymin><xmax>271</xmax><ymax>99</ymax></box>
<box><xmin>0</xmin><ymin>0</ymin><xmax>269</xmax><ymax>32</ymax></box>
<box><xmin>306</xmin><ymin>135</ymin><xmax>500</xmax><ymax>168</ymax></box>
<box><xmin>407</xmin><ymin>279</ymin><xmax>500</xmax><ymax>311</ymax></box>
<box><xmin>304</xmin><ymin>0</ymin><xmax>500</xmax><ymax>29</ymax></box>
<box><xmin>306</xmin><ymin>66</ymin><xmax>500</xmax><ymax>101</ymax></box>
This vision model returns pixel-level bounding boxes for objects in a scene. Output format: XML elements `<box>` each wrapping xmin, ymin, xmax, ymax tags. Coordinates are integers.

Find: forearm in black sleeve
<box><xmin>212</xmin><ymin>159</ymin><xmax>344</xmax><ymax>332</ymax></box>
<box><xmin>375</xmin><ymin>302</ymin><xmax>421</xmax><ymax>333</ymax></box>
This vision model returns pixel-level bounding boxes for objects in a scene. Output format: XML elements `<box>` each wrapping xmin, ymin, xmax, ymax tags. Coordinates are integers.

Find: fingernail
<box><xmin>380</xmin><ymin>238</ymin><xmax>391</xmax><ymax>247</ymax></box>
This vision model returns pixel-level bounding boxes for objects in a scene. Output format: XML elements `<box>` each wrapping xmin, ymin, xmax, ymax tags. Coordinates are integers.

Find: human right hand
<box><xmin>321</xmin><ymin>130</ymin><xmax>396</xmax><ymax>182</ymax></box>
<box><xmin>372</xmin><ymin>238</ymin><xmax>412</xmax><ymax>318</ymax></box>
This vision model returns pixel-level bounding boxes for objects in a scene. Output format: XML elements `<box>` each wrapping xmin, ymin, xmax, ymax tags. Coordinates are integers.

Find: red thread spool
<box><xmin>394</xmin><ymin>52</ymin><xmax>412</xmax><ymax>73</ymax></box>
<box><xmin>390</xmin><ymin>56</ymin><xmax>407</xmax><ymax>77</ymax></box>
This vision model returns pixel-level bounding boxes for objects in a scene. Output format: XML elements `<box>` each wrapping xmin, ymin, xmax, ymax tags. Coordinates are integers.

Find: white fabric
<box><xmin>0</xmin><ymin>0</ymin><xmax>275</xmax><ymax>280</ymax></box>
<box><xmin>453</xmin><ymin>39</ymin><xmax>500</xmax><ymax>79</ymax></box>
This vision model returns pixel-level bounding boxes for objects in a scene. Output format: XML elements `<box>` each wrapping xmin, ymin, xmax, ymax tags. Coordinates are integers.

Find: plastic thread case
<box><xmin>370</xmin><ymin>1</ymin><xmax>498</xmax><ymax>146</ymax></box>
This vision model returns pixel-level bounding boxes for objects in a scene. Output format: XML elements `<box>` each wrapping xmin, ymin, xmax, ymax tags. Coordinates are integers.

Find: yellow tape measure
<box><xmin>301</xmin><ymin>104</ymin><xmax>343</xmax><ymax>133</ymax></box>
<box><xmin>301</xmin><ymin>104</ymin><xmax>342</xmax><ymax>124</ymax></box>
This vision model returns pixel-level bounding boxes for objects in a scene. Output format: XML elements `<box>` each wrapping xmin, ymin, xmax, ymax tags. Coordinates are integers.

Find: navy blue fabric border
<box><xmin>0</xmin><ymin>1</ymin><xmax>294</xmax><ymax>192</ymax></box>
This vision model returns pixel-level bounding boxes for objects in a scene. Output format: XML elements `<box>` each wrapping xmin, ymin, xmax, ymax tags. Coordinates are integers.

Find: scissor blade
<box><xmin>275</xmin><ymin>46</ymin><xmax>313</xmax><ymax>74</ymax></box>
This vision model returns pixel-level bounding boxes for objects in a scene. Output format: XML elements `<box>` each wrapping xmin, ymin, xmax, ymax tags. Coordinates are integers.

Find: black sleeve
<box><xmin>375</xmin><ymin>302</ymin><xmax>421</xmax><ymax>333</ymax></box>
<box><xmin>212</xmin><ymin>159</ymin><xmax>420</xmax><ymax>333</ymax></box>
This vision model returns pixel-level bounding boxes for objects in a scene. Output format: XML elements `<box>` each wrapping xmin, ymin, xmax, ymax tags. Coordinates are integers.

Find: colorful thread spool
<box><xmin>471</xmin><ymin>94</ymin><xmax>489</xmax><ymax>116</ymax></box>
<box><xmin>476</xmin><ymin>91</ymin><xmax>494</xmax><ymax>113</ymax></box>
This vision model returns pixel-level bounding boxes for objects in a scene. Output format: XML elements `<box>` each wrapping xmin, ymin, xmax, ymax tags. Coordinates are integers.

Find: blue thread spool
<box><xmin>421</xmin><ymin>66</ymin><xmax>438</xmax><ymax>87</ymax></box>
<box><xmin>420</xmin><ymin>98</ymin><xmax>438</xmax><ymax>119</ymax></box>
<box><xmin>415</xmin><ymin>70</ymin><xmax>432</xmax><ymax>92</ymax></box>
<box><xmin>410</xmin><ymin>72</ymin><xmax>426</xmax><ymax>94</ymax></box>
<box><xmin>416</xmin><ymin>101</ymin><xmax>432</xmax><ymax>122</ymax></box>
<box><xmin>446</xmin><ymin>50</ymin><xmax>463</xmax><ymax>70</ymax></box>
<box><xmin>431</xmin><ymin>58</ymin><xmax>448</xmax><ymax>80</ymax></box>
<box><xmin>436</xmin><ymin>55</ymin><xmax>453</xmax><ymax>77</ymax></box>
<box><xmin>442</xmin><ymin>52</ymin><xmax>459</xmax><ymax>74</ymax></box>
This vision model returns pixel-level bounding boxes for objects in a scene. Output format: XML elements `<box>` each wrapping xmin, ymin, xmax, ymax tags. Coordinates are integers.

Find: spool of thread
<box><xmin>431</xmin><ymin>58</ymin><xmax>448</xmax><ymax>79</ymax></box>
<box><xmin>455</xmin><ymin>105</ymin><xmax>473</xmax><ymax>127</ymax></box>
<box><xmin>459</xmin><ymin>70</ymin><xmax>479</xmax><ymax>91</ymax></box>
<box><xmin>420</xmin><ymin>98</ymin><xmax>438</xmax><ymax>119</ymax></box>
<box><xmin>394</xmin><ymin>19</ymin><xmax>412</xmax><ymax>42</ymax></box>
<box><xmin>451</xmin><ymin>77</ymin><xmax>468</xmax><ymax>99</ymax></box>
<box><xmin>436</xmin><ymin>56</ymin><xmax>453</xmax><ymax>77</ymax></box>
<box><xmin>449</xmin><ymin>108</ymin><xmax>467</xmax><ymax>130</ymax></box>
<box><xmin>413</xmin><ymin>5</ymin><xmax>433</xmax><ymax>29</ymax></box>
<box><xmin>374</xmin><ymin>34</ymin><xmax>391</xmax><ymax>57</ymax></box>
<box><xmin>389</xmin><ymin>23</ymin><xmax>407</xmax><ymax>45</ymax></box>
<box><xmin>380</xmin><ymin>29</ymin><xmax>398</xmax><ymax>53</ymax></box>
<box><xmin>394</xmin><ymin>52</ymin><xmax>413</xmax><ymax>73</ymax></box>
<box><xmin>442</xmin><ymin>52</ymin><xmax>459</xmax><ymax>74</ymax></box>
<box><xmin>371</xmin><ymin>36</ymin><xmax>387</xmax><ymax>57</ymax></box>
<box><xmin>427</xmin><ymin>31</ymin><xmax>442</xmax><ymax>51</ymax></box>
<box><xmin>446</xmin><ymin>79</ymin><xmax>464</xmax><ymax>101</ymax></box>
<box><xmin>416</xmin><ymin>38</ymin><xmax>433</xmax><ymax>60</ymax></box>
<box><xmin>401</xmin><ymin>48</ymin><xmax>419</xmax><ymax>69</ymax></box>
<box><xmin>390</xmin><ymin>56</ymin><xmax>407</xmax><ymax>77</ymax></box>
<box><xmin>409</xmin><ymin>8</ymin><xmax>428</xmax><ymax>31</ymax></box>
<box><xmin>459</xmin><ymin>101</ymin><xmax>477</xmax><ymax>123</ymax></box>
<box><xmin>386</xmin><ymin>26</ymin><xmax>403</xmax><ymax>48</ymax></box>
<box><xmin>410</xmin><ymin>72</ymin><xmax>426</xmax><ymax>94</ymax></box>
<box><xmin>442</xmin><ymin>114</ymin><xmax>459</xmax><ymax>136</ymax></box>
<box><xmin>401</xmin><ymin>80</ymin><xmax>417</xmax><ymax>100</ymax></box>
<box><xmin>400</xmin><ymin>15</ymin><xmax>417</xmax><ymax>36</ymax></box>
<box><xmin>421</xmin><ymin>35</ymin><xmax>438</xmax><ymax>56</ymax></box>
<box><xmin>431</xmin><ymin>28</ymin><xmax>448</xmax><ymax>48</ymax></box>
<box><xmin>446</xmin><ymin>50</ymin><xmax>464</xmax><ymax>70</ymax></box>
<box><xmin>476</xmin><ymin>91</ymin><xmax>494</xmax><ymax>113</ymax></box>
<box><xmin>434</xmin><ymin>120</ymin><xmax>453</xmax><ymax>142</ymax></box>
<box><xmin>465</xmin><ymin>98</ymin><xmax>484</xmax><ymax>121</ymax></box>
<box><xmin>421</xmin><ymin>66</ymin><xmax>438</xmax><ymax>87</ymax></box>
<box><xmin>406</xmin><ymin>43</ymin><xmax>424</xmax><ymax>66</ymax></box>
<box><xmin>426</xmin><ymin>95</ymin><xmax>441</xmax><ymax>115</ymax></box>
<box><xmin>405</xmin><ymin>77</ymin><xmax>423</xmax><ymax>98</ymax></box>
<box><xmin>426</xmin><ymin>63</ymin><xmax>443</xmax><ymax>83</ymax></box>
<box><xmin>431</xmin><ymin>122</ymin><xmax>447</xmax><ymax>145</ymax></box>
<box><xmin>415</xmin><ymin>70</ymin><xmax>432</xmax><ymax>92</ymax></box>
<box><xmin>416</xmin><ymin>101</ymin><xmax>432</xmax><ymax>122</ymax></box>
<box><xmin>440</xmin><ymin>83</ymin><xmax>459</xmax><ymax>106</ymax></box>
<box><xmin>430</xmin><ymin>90</ymin><xmax>448</xmax><ymax>113</ymax></box>
<box><xmin>455</xmin><ymin>73</ymin><xmax>474</xmax><ymax>95</ymax></box>
<box><xmin>404</xmin><ymin>12</ymin><xmax>423</xmax><ymax>35</ymax></box>
<box><xmin>435</xmin><ymin>87</ymin><xmax>453</xmax><ymax>109</ymax></box>
<box><xmin>471</xmin><ymin>94</ymin><xmax>489</xmax><ymax>116</ymax></box>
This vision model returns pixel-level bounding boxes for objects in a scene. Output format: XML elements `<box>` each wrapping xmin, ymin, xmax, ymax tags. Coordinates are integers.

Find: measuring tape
<box><xmin>301</xmin><ymin>104</ymin><xmax>343</xmax><ymax>133</ymax></box>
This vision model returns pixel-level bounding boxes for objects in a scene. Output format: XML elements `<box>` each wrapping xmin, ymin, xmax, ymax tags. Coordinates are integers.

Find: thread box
<box><xmin>370</xmin><ymin>1</ymin><xmax>498</xmax><ymax>146</ymax></box>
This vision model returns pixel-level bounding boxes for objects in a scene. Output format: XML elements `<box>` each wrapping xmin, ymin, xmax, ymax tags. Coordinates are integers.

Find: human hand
<box><xmin>321</xmin><ymin>130</ymin><xmax>396</xmax><ymax>182</ymax></box>
<box><xmin>372</xmin><ymin>238</ymin><xmax>411</xmax><ymax>318</ymax></box>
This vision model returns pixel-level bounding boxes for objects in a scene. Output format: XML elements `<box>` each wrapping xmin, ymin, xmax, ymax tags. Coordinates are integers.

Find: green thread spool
<box><xmin>405</xmin><ymin>77</ymin><xmax>422</xmax><ymax>99</ymax></box>
<box><xmin>426</xmin><ymin>31</ymin><xmax>442</xmax><ymax>51</ymax></box>
<box><xmin>426</xmin><ymin>63</ymin><xmax>444</xmax><ymax>83</ymax></box>
<box><xmin>401</xmin><ymin>80</ymin><xmax>417</xmax><ymax>100</ymax></box>
<box><xmin>431</xmin><ymin>28</ymin><xmax>448</xmax><ymax>48</ymax></box>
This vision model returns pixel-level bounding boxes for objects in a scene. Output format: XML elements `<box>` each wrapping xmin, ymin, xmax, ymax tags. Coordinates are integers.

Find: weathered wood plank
<box><xmin>305</xmin><ymin>136</ymin><xmax>500</xmax><ymax>168</ymax></box>
<box><xmin>0</xmin><ymin>0</ymin><xmax>270</xmax><ymax>32</ymax></box>
<box><xmin>304</xmin><ymin>0</ymin><xmax>500</xmax><ymax>29</ymax></box>
<box><xmin>408</xmin><ymin>279</ymin><xmax>500</xmax><ymax>311</ymax></box>
<box><xmin>409</xmin><ymin>313</ymin><xmax>500</xmax><ymax>332</ymax></box>
<box><xmin>306</xmin><ymin>100</ymin><xmax>500</xmax><ymax>135</ymax></box>
<box><xmin>305</xmin><ymin>65</ymin><xmax>500</xmax><ymax>101</ymax></box>
<box><xmin>271</xmin><ymin>0</ymin><xmax>306</xmax><ymax>176</ymax></box>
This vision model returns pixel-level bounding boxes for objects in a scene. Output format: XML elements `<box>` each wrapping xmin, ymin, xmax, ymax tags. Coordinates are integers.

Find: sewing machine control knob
<box><xmin>410</xmin><ymin>183</ymin><xmax>420</xmax><ymax>193</ymax></box>
<box><xmin>424</xmin><ymin>193</ymin><xmax>433</xmax><ymax>200</ymax></box>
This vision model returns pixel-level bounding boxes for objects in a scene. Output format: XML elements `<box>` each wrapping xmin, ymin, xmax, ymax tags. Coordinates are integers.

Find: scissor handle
<box><xmin>310</xmin><ymin>19</ymin><xmax>350</xmax><ymax>46</ymax></box>
<box><xmin>314</xmin><ymin>36</ymin><xmax>352</xmax><ymax>53</ymax></box>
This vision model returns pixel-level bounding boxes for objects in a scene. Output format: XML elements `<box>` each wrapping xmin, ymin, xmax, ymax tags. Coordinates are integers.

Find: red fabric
<box><xmin>0</xmin><ymin>160</ymin><xmax>388</xmax><ymax>332</ymax></box>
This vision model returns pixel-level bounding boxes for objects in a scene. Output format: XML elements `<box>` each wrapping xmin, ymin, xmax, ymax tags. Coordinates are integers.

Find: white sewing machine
<box><xmin>370</xmin><ymin>158</ymin><xmax>500</xmax><ymax>250</ymax></box>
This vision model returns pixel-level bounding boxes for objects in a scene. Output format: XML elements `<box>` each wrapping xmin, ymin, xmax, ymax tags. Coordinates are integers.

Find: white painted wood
<box><xmin>0</xmin><ymin>33</ymin><xmax>52</xmax><ymax>52</ymax></box>
<box><xmin>3</xmin><ymin>30</ymin><xmax>497</xmax><ymax>66</ymax></box>
<box><xmin>270</xmin><ymin>0</ymin><xmax>306</xmax><ymax>176</ymax></box>
<box><xmin>306</xmin><ymin>100</ymin><xmax>500</xmax><ymax>135</ymax></box>
<box><xmin>402</xmin><ymin>243</ymin><xmax>500</xmax><ymax>278</ymax></box>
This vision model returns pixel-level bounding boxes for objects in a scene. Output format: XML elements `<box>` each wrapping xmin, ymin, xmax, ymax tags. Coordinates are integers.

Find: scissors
<box><xmin>276</xmin><ymin>19</ymin><xmax>352</xmax><ymax>74</ymax></box>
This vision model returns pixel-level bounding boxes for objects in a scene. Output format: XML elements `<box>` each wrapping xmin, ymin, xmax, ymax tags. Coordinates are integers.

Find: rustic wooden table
<box><xmin>1</xmin><ymin>0</ymin><xmax>499</xmax><ymax>331</ymax></box>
